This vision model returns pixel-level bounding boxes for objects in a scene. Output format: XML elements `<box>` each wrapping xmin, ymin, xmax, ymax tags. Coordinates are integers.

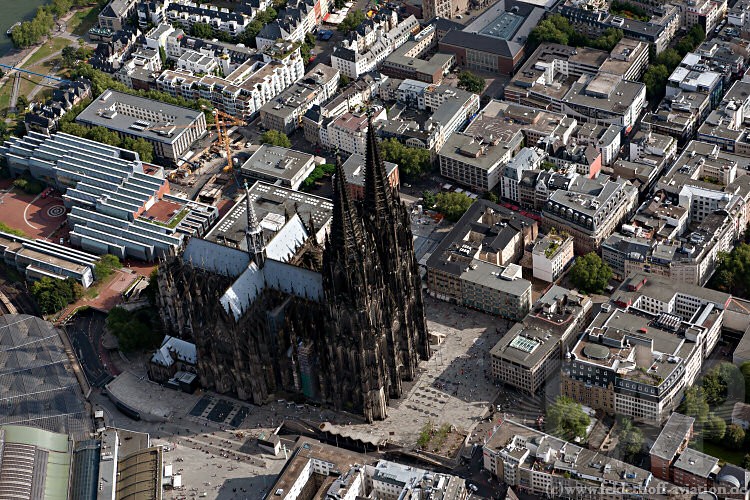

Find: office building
<box><xmin>541</xmin><ymin>176</ymin><xmax>638</xmax><ymax>254</ymax></box>
<box><xmin>562</xmin><ymin>274</ymin><xmax>732</xmax><ymax>422</ymax></box>
<box><xmin>0</xmin><ymin>132</ymin><xmax>217</xmax><ymax>261</ymax></box>
<box><xmin>75</xmin><ymin>90</ymin><xmax>206</xmax><ymax>163</ymax></box>
<box><xmin>426</xmin><ymin>200</ymin><xmax>536</xmax><ymax>319</ymax></box>
<box><xmin>239</xmin><ymin>145</ymin><xmax>317</xmax><ymax>191</ymax></box>
<box><xmin>532</xmin><ymin>233</ymin><xmax>575</xmax><ymax>282</ymax></box>
<box><xmin>438</xmin><ymin>0</ymin><xmax>545</xmax><ymax>75</ymax></box>
<box><xmin>490</xmin><ymin>286</ymin><xmax>591</xmax><ymax>394</ymax></box>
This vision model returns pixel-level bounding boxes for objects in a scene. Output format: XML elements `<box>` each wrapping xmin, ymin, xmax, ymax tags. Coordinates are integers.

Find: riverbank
<box><xmin>0</xmin><ymin>8</ymin><xmax>89</xmax><ymax>115</ymax></box>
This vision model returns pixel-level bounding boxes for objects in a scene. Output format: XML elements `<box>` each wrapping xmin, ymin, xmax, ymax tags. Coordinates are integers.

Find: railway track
<box><xmin>0</xmin><ymin>289</ymin><xmax>18</xmax><ymax>315</ymax></box>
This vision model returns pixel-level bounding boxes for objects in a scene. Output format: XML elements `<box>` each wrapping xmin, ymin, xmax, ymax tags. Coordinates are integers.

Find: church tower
<box><xmin>322</xmin><ymin>158</ymin><xmax>390</xmax><ymax>422</ymax></box>
<box><xmin>362</xmin><ymin>115</ymin><xmax>430</xmax><ymax>394</ymax></box>
<box><xmin>244</xmin><ymin>181</ymin><xmax>266</xmax><ymax>268</ymax></box>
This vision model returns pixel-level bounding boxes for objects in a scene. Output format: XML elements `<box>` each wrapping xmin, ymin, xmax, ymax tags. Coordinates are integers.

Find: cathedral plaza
<box><xmin>343</xmin><ymin>295</ymin><xmax>510</xmax><ymax>445</ymax></box>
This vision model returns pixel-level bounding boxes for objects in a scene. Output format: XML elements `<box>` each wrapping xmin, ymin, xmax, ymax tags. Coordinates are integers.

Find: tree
<box><xmin>51</xmin><ymin>0</ymin><xmax>74</xmax><ymax>16</ymax></box>
<box><xmin>86</xmin><ymin>126</ymin><xmax>121</xmax><ymax>146</ymax></box>
<box><xmin>483</xmin><ymin>190</ymin><xmax>499</xmax><ymax>203</ymax></box>
<box><xmin>643</xmin><ymin>64</ymin><xmax>669</xmax><ymax>102</ymax></box>
<box><xmin>338</xmin><ymin>10</ymin><xmax>366</xmax><ymax>34</ymax></box>
<box><xmin>301</xmin><ymin>163</ymin><xmax>335</xmax><ymax>190</ymax></box>
<box><xmin>94</xmin><ymin>254</ymin><xmax>121</xmax><ymax>281</ymax></box>
<box><xmin>11</xmin><ymin>6</ymin><xmax>55</xmax><ymax>48</ymax></box>
<box><xmin>724</xmin><ymin>424</ymin><xmax>746</xmax><ymax>449</ymax></box>
<box><xmin>710</xmin><ymin>243</ymin><xmax>750</xmax><ymax>298</ymax></box>
<box><xmin>260</xmin><ymin>130</ymin><xmax>292</xmax><ymax>148</ymax></box>
<box><xmin>653</xmin><ymin>48</ymin><xmax>682</xmax><ymax>72</ymax></box>
<box><xmin>743</xmin><ymin>454</ymin><xmax>750</xmax><ymax>470</ymax></box>
<box><xmin>31</xmin><ymin>277</ymin><xmax>82</xmax><ymax>314</ymax></box>
<box><xmin>546</xmin><ymin>396</ymin><xmax>591</xmax><ymax>442</ymax></box>
<box><xmin>742</xmin><ymin>361</ymin><xmax>750</xmax><ymax>404</ymax></box>
<box><xmin>159</xmin><ymin>46</ymin><xmax>168</xmax><ymax>65</ymax></box>
<box><xmin>106</xmin><ymin>306</ymin><xmax>161</xmax><ymax>352</ymax></box>
<box><xmin>122</xmin><ymin>137</ymin><xmax>154</xmax><ymax>163</ymax></box>
<box><xmin>239</xmin><ymin>20</ymin><xmax>264</xmax><ymax>47</ymax></box>
<box><xmin>703</xmin><ymin>413</ymin><xmax>726</xmax><ymax>443</ymax></box>
<box><xmin>61</xmin><ymin>45</ymin><xmax>78</xmax><ymax>67</ymax></box>
<box><xmin>191</xmin><ymin>22</ymin><xmax>214</xmax><ymax>39</ymax></box>
<box><xmin>700</xmin><ymin>362</ymin><xmax>745</xmax><ymax>407</ymax></box>
<box><xmin>528</xmin><ymin>15</ymin><xmax>572</xmax><ymax>48</ymax></box>
<box><xmin>457</xmin><ymin>71</ymin><xmax>485</xmax><ymax>94</ymax></box>
<box><xmin>616</xmin><ymin>416</ymin><xmax>644</xmax><ymax>461</ymax></box>
<box><xmin>435</xmin><ymin>192</ymin><xmax>474</xmax><ymax>222</ymax></box>
<box><xmin>422</xmin><ymin>190</ymin><xmax>436</xmax><ymax>208</ymax></box>
<box><xmin>680</xmin><ymin>386</ymin><xmax>710</xmax><ymax>425</ymax></box>
<box><xmin>569</xmin><ymin>252</ymin><xmax>612</xmax><ymax>294</ymax></box>
<box><xmin>378</xmin><ymin>138</ymin><xmax>432</xmax><ymax>180</ymax></box>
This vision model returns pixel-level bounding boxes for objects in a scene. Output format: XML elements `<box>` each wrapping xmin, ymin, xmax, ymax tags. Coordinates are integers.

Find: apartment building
<box><xmin>341</xmin><ymin>152</ymin><xmax>400</xmax><ymax>200</ymax></box>
<box><xmin>656</xmin><ymin>140</ymin><xmax>750</xmax><ymax>234</ymax></box>
<box><xmin>650</xmin><ymin>412</ymin><xmax>695</xmax><ymax>481</ymax></box>
<box><xmin>259</xmin><ymin>64</ymin><xmax>340</xmax><ymax>134</ymax></box>
<box><xmin>99</xmin><ymin>0</ymin><xmax>137</xmax><ymax>31</ymax></box>
<box><xmin>541</xmin><ymin>176</ymin><xmax>639</xmax><ymax>255</ymax></box>
<box><xmin>321</xmin><ymin>108</ymin><xmax>386</xmax><ymax>156</ymax></box>
<box><xmin>490</xmin><ymin>286</ymin><xmax>591</xmax><ymax>394</ymax></box>
<box><xmin>156</xmin><ymin>43</ymin><xmax>305</xmax><ymax>121</ymax></box>
<box><xmin>642</xmin><ymin>90</ymin><xmax>712</xmax><ymax>146</ymax></box>
<box><xmin>256</xmin><ymin>0</ymin><xmax>331</xmax><ymax>49</ymax></box>
<box><xmin>331</xmin><ymin>12</ymin><xmax>419</xmax><ymax>79</ymax></box>
<box><xmin>483</xmin><ymin>419</ymin><xmax>670</xmax><ymax>498</ymax></box>
<box><xmin>302</xmin><ymin>75</ymin><xmax>381</xmax><ymax>145</ymax></box>
<box><xmin>532</xmin><ymin>233</ymin><xmax>575</xmax><ymax>282</ymax></box>
<box><xmin>266</xmin><ymin>437</ymin><xmax>467</xmax><ymax>499</ymax></box>
<box><xmin>501</xmin><ymin>147</ymin><xmax>545</xmax><ymax>203</ymax></box>
<box><xmin>574</xmin><ymin>122</ymin><xmax>622</xmax><ymax>166</ymax></box>
<box><xmin>161</xmin><ymin>0</ymin><xmax>258</xmax><ymax>37</ymax></box>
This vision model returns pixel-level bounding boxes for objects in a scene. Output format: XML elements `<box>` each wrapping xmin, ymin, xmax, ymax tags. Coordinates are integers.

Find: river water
<box><xmin>0</xmin><ymin>0</ymin><xmax>55</xmax><ymax>56</ymax></box>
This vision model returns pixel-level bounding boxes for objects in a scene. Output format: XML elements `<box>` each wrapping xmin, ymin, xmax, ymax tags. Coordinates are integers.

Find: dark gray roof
<box><xmin>650</xmin><ymin>413</ymin><xmax>695</xmax><ymax>461</ymax></box>
<box><xmin>440</xmin><ymin>30</ymin><xmax>515</xmax><ymax>57</ymax></box>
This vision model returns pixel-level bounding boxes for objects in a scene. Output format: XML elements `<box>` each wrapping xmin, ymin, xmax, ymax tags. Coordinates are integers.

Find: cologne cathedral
<box><xmin>156</xmin><ymin>120</ymin><xmax>430</xmax><ymax>421</ymax></box>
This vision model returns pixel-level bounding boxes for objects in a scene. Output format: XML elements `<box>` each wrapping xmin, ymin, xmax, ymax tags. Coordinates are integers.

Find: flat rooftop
<box><xmin>342</xmin><ymin>153</ymin><xmax>397</xmax><ymax>188</ymax></box>
<box><xmin>204</xmin><ymin>181</ymin><xmax>333</xmax><ymax>250</ymax></box>
<box><xmin>76</xmin><ymin>89</ymin><xmax>203</xmax><ymax>145</ymax></box>
<box><xmin>239</xmin><ymin>145</ymin><xmax>314</xmax><ymax>182</ymax></box>
<box><xmin>479</xmin><ymin>11</ymin><xmax>524</xmax><ymax>40</ymax></box>
<box><xmin>650</xmin><ymin>412</ymin><xmax>695</xmax><ymax>461</ymax></box>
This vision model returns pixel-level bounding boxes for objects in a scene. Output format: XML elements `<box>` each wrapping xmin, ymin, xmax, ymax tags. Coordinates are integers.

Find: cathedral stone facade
<box><xmin>156</xmin><ymin>120</ymin><xmax>429</xmax><ymax>422</ymax></box>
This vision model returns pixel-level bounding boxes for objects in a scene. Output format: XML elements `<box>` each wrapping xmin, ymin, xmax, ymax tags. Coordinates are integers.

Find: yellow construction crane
<box><xmin>212</xmin><ymin>108</ymin><xmax>246</xmax><ymax>173</ymax></box>
<box><xmin>145</xmin><ymin>108</ymin><xmax>246</xmax><ymax>179</ymax></box>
